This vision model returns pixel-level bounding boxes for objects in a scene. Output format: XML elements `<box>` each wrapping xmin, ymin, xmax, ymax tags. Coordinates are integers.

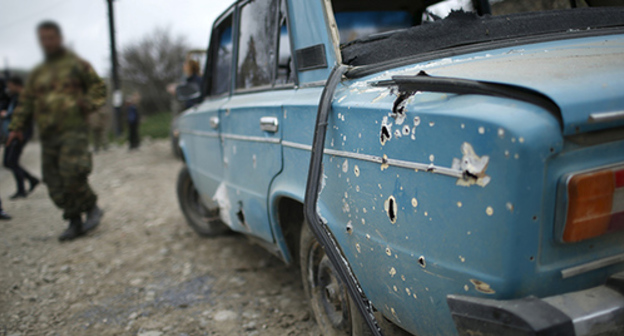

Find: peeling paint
<box><xmin>464</xmin><ymin>285</ymin><xmax>469</xmax><ymax>292</ymax></box>
<box><xmin>478</xmin><ymin>126</ymin><xmax>485</xmax><ymax>134</ymax></box>
<box><xmin>252</xmin><ymin>154</ymin><xmax>257</xmax><ymax>169</ymax></box>
<box><xmin>393</xmin><ymin>285</ymin><xmax>398</xmax><ymax>292</ymax></box>
<box><xmin>406</xmin><ymin>288</ymin><xmax>411</xmax><ymax>296</ymax></box>
<box><xmin>429</xmin><ymin>154</ymin><xmax>435</xmax><ymax>162</ymax></box>
<box><xmin>356</xmin><ymin>243</ymin><xmax>361</xmax><ymax>253</ymax></box>
<box><xmin>380</xmin><ymin>154</ymin><xmax>390</xmax><ymax>171</ymax></box>
<box><xmin>212</xmin><ymin>182</ymin><xmax>231</xmax><ymax>226</ymax></box>
<box><xmin>470</xmin><ymin>279</ymin><xmax>495</xmax><ymax>294</ymax></box>
<box><xmin>453</xmin><ymin>142</ymin><xmax>491</xmax><ymax>187</ymax></box>
<box><xmin>457</xmin><ymin>201</ymin><xmax>462</xmax><ymax>208</ymax></box>
<box><xmin>519</xmin><ymin>137</ymin><xmax>525</xmax><ymax>143</ymax></box>
<box><xmin>389</xmin><ymin>267</ymin><xmax>397</xmax><ymax>277</ymax></box>
<box><xmin>459</xmin><ymin>256</ymin><xmax>465</xmax><ymax>262</ymax></box>
<box><xmin>506</xmin><ymin>202</ymin><xmax>514</xmax><ymax>212</ymax></box>
<box><xmin>354</xmin><ymin>165</ymin><xmax>360</xmax><ymax>177</ymax></box>
<box><xmin>366</xmin><ymin>234</ymin><xmax>371</xmax><ymax>240</ymax></box>
<box><xmin>413</xmin><ymin>116</ymin><xmax>421</xmax><ymax>126</ymax></box>
<box><xmin>498</xmin><ymin>128</ymin><xmax>505</xmax><ymax>138</ymax></box>
<box><xmin>486</xmin><ymin>206</ymin><xmax>494</xmax><ymax>216</ymax></box>
<box><xmin>411</xmin><ymin>198</ymin><xmax>418</xmax><ymax>208</ymax></box>
<box><xmin>429</xmin><ymin>121</ymin><xmax>435</xmax><ymax>127</ymax></box>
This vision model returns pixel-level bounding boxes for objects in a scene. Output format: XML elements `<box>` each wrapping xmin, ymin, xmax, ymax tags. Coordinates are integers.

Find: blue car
<box><xmin>175</xmin><ymin>0</ymin><xmax>624</xmax><ymax>335</ymax></box>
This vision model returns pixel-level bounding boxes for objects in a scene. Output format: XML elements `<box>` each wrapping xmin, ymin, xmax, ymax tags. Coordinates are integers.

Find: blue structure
<box><xmin>176</xmin><ymin>1</ymin><xmax>624</xmax><ymax>335</ymax></box>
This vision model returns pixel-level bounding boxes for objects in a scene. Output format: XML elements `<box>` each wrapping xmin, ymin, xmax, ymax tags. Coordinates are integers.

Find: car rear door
<box><xmin>219</xmin><ymin>0</ymin><xmax>294</xmax><ymax>242</ymax></box>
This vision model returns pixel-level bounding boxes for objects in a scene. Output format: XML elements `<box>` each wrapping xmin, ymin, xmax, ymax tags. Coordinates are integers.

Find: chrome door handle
<box><xmin>260</xmin><ymin>116</ymin><xmax>279</xmax><ymax>133</ymax></box>
<box><xmin>209</xmin><ymin>116</ymin><xmax>219</xmax><ymax>129</ymax></box>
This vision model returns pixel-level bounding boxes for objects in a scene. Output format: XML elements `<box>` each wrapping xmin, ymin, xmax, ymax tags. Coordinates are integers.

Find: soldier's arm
<box><xmin>80</xmin><ymin>61</ymin><xmax>107</xmax><ymax>114</ymax></box>
<box><xmin>8</xmin><ymin>73</ymin><xmax>36</xmax><ymax>132</ymax></box>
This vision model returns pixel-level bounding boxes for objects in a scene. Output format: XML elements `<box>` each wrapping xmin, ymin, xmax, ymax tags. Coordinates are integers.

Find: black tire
<box><xmin>176</xmin><ymin>166</ymin><xmax>229</xmax><ymax>236</ymax></box>
<box><xmin>300</xmin><ymin>222</ymin><xmax>372</xmax><ymax>336</ymax></box>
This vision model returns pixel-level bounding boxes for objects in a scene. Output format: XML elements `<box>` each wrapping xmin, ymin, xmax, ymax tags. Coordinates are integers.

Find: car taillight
<box><xmin>562</xmin><ymin>166</ymin><xmax>624</xmax><ymax>243</ymax></box>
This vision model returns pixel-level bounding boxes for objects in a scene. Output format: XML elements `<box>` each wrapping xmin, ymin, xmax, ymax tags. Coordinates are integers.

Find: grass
<box><xmin>140</xmin><ymin>112</ymin><xmax>173</xmax><ymax>139</ymax></box>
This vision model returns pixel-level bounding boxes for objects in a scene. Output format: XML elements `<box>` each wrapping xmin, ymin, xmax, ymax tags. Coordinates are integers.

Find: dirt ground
<box><xmin>0</xmin><ymin>139</ymin><xmax>320</xmax><ymax>336</ymax></box>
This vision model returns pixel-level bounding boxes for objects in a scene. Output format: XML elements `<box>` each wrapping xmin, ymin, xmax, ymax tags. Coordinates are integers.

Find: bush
<box><xmin>139</xmin><ymin>112</ymin><xmax>173</xmax><ymax>139</ymax></box>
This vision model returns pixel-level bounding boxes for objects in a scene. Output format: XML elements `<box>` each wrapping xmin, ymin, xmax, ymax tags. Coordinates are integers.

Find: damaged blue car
<box><xmin>175</xmin><ymin>0</ymin><xmax>624</xmax><ymax>335</ymax></box>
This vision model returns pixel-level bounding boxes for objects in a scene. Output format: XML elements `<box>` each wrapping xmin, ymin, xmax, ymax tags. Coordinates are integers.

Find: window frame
<box><xmin>233</xmin><ymin>0</ymin><xmax>297</xmax><ymax>95</ymax></box>
<box><xmin>203</xmin><ymin>5</ymin><xmax>237</xmax><ymax>100</ymax></box>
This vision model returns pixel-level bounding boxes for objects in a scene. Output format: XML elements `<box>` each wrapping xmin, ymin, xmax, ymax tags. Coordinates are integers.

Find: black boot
<box><xmin>0</xmin><ymin>210</ymin><xmax>11</xmax><ymax>220</ymax></box>
<box><xmin>28</xmin><ymin>178</ymin><xmax>40</xmax><ymax>193</ymax></box>
<box><xmin>84</xmin><ymin>205</ymin><xmax>103</xmax><ymax>232</ymax></box>
<box><xmin>58</xmin><ymin>217</ymin><xmax>84</xmax><ymax>241</ymax></box>
<box><xmin>9</xmin><ymin>191</ymin><xmax>28</xmax><ymax>200</ymax></box>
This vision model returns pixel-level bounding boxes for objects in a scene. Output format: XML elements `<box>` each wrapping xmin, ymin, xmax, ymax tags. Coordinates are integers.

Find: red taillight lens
<box><xmin>562</xmin><ymin>166</ymin><xmax>624</xmax><ymax>243</ymax></box>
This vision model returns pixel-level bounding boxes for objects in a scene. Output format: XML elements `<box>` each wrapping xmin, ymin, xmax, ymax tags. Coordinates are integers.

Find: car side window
<box><xmin>210</xmin><ymin>15</ymin><xmax>234</xmax><ymax>96</ymax></box>
<box><xmin>236</xmin><ymin>0</ymin><xmax>279</xmax><ymax>90</ymax></box>
<box><xmin>275</xmin><ymin>1</ymin><xmax>294</xmax><ymax>85</ymax></box>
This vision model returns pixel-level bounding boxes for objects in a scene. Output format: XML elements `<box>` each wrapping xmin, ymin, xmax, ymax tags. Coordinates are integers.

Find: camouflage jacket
<box><xmin>9</xmin><ymin>49</ymin><xmax>107</xmax><ymax>138</ymax></box>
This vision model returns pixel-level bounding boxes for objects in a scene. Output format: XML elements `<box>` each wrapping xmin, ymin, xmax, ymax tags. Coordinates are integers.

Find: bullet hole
<box><xmin>429</xmin><ymin>121</ymin><xmax>435</xmax><ymax>127</ymax></box>
<box><xmin>470</xmin><ymin>279</ymin><xmax>495</xmax><ymax>294</ymax></box>
<box><xmin>413</xmin><ymin>116</ymin><xmax>421</xmax><ymax>126</ymax></box>
<box><xmin>394</xmin><ymin>129</ymin><xmax>402</xmax><ymax>138</ymax></box>
<box><xmin>354</xmin><ymin>165</ymin><xmax>360</xmax><ymax>177</ymax></box>
<box><xmin>384</xmin><ymin>196</ymin><xmax>397</xmax><ymax>224</ymax></box>
<box><xmin>236</xmin><ymin>201</ymin><xmax>247</xmax><ymax>228</ymax></box>
<box><xmin>486</xmin><ymin>206</ymin><xmax>494</xmax><ymax>216</ymax></box>
<box><xmin>532</xmin><ymin>215</ymin><xmax>538</xmax><ymax>221</ymax></box>
<box><xmin>381</xmin><ymin>155</ymin><xmax>389</xmax><ymax>171</ymax></box>
<box><xmin>418</xmin><ymin>256</ymin><xmax>426</xmax><ymax>268</ymax></box>
<box><xmin>346</xmin><ymin>221</ymin><xmax>353</xmax><ymax>234</ymax></box>
<box><xmin>411</xmin><ymin>198</ymin><xmax>418</xmax><ymax>208</ymax></box>
<box><xmin>380</xmin><ymin>124</ymin><xmax>392</xmax><ymax>145</ymax></box>
<box><xmin>402</xmin><ymin>125</ymin><xmax>410</xmax><ymax>135</ymax></box>
<box><xmin>529</xmin><ymin>256</ymin><xmax>534</xmax><ymax>261</ymax></box>
<box><xmin>366</xmin><ymin>234</ymin><xmax>371</xmax><ymax>240</ymax></box>
<box><xmin>386</xmin><ymin>247</ymin><xmax>392</xmax><ymax>256</ymax></box>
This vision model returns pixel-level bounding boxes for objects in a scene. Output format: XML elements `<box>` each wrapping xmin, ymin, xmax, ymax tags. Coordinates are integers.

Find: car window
<box><xmin>276</xmin><ymin>1</ymin><xmax>294</xmax><ymax>85</ymax></box>
<box><xmin>423</xmin><ymin>0</ymin><xmax>474</xmax><ymax>21</ymax></box>
<box><xmin>211</xmin><ymin>15</ymin><xmax>234</xmax><ymax>96</ymax></box>
<box><xmin>236</xmin><ymin>0</ymin><xmax>279</xmax><ymax>90</ymax></box>
<box><xmin>335</xmin><ymin>11</ymin><xmax>414</xmax><ymax>44</ymax></box>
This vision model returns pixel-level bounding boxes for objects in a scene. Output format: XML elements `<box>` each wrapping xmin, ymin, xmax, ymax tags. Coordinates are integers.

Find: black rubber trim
<box><xmin>374</xmin><ymin>71</ymin><xmax>563</xmax><ymax>129</ymax></box>
<box><xmin>447</xmin><ymin>295</ymin><xmax>575</xmax><ymax>336</ymax></box>
<box><xmin>345</xmin><ymin>27</ymin><xmax>624</xmax><ymax>79</ymax></box>
<box><xmin>304</xmin><ymin>64</ymin><xmax>384</xmax><ymax>336</ymax></box>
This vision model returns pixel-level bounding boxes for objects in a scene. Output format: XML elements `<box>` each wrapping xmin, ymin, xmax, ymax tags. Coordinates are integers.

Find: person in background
<box><xmin>89</xmin><ymin>106</ymin><xmax>109</xmax><ymax>153</ymax></box>
<box><xmin>6</xmin><ymin>21</ymin><xmax>106</xmax><ymax>241</ymax></box>
<box><xmin>127</xmin><ymin>93</ymin><xmax>140</xmax><ymax>150</ymax></box>
<box><xmin>2</xmin><ymin>76</ymin><xmax>40</xmax><ymax>199</ymax></box>
<box><xmin>183</xmin><ymin>59</ymin><xmax>202</xmax><ymax>109</ymax></box>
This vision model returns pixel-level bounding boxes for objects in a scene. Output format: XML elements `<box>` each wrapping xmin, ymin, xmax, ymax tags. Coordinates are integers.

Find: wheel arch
<box><xmin>270</xmin><ymin>191</ymin><xmax>306</xmax><ymax>265</ymax></box>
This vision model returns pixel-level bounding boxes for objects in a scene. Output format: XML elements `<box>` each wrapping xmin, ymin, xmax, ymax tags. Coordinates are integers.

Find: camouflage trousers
<box><xmin>42</xmin><ymin>131</ymin><xmax>97</xmax><ymax>220</ymax></box>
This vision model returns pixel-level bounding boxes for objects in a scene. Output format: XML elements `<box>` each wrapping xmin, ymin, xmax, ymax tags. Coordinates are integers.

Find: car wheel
<box><xmin>300</xmin><ymin>222</ymin><xmax>372</xmax><ymax>336</ymax></box>
<box><xmin>177</xmin><ymin>166</ymin><xmax>229</xmax><ymax>236</ymax></box>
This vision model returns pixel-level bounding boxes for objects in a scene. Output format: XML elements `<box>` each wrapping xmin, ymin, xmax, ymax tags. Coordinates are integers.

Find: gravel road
<box><xmin>0</xmin><ymin>139</ymin><xmax>320</xmax><ymax>336</ymax></box>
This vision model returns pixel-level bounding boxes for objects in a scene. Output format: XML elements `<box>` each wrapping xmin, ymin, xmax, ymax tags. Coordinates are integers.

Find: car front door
<box><xmin>181</xmin><ymin>11</ymin><xmax>234</xmax><ymax>211</ymax></box>
<box><xmin>220</xmin><ymin>0</ymin><xmax>294</xmax><ymax>242</ymax></box>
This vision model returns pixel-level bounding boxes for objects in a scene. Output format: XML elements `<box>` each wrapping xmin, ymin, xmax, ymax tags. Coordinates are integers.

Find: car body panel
<box><xmin>177</xmin><ymin>1</ymin><xmax>624</xmax><ymax>334</ymax></box>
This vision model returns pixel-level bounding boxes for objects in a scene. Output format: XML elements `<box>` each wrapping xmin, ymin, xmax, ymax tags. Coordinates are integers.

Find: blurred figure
<box><xmin>183</xmin><ymin>59</ymin><xmax>202</xmax><ymax>109</ymax></box>
<box><xmin>88</xmin><ymin>106</ymin><xmax>109</xmax><ymax>153</ymax></box>
<box><xmin>0</xmin><ymin>196</ymin><xmax>11</xmax><ymax>220</ymax></box>
<box><xmin>127</xmin><ymin>93</ymin><xmax>140</xmax><ymax>150</ymax></box>
<box><xmin>2</xmin><ymin>76</ymin><xmax>40</xmax><ymax>199</ymax></box>
<box><xmin>6</xmin><ymin>21</ymin><xmax>106</xmax><ymax>241</ymax></box>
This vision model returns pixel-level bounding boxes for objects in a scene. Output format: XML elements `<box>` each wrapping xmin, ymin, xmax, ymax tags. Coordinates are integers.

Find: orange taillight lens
<box><xmin>561</xmin><ymin>167</ymin><xmax>624</xmax><ymax>243</ymax></box>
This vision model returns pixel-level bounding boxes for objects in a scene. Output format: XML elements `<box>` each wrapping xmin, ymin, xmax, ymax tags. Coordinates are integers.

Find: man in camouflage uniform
<box><xmin>7</xmin><ymin>21</ymin><xmax>106</xmax><ymax>241</ymax></box>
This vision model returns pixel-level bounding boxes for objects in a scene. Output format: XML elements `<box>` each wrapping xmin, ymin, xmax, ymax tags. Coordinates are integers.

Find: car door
<box><xmin>181</xmin><ymin>11</ymin><xmax>234</xmax><ymax>211</ymax></box>
<box><xmin>220</xmin><ymin>0</ymin><xmax>293</xmax><ymax>242</ymax></box>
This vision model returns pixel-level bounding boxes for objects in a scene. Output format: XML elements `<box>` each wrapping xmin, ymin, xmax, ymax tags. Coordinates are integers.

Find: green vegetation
<box><xmin>140</xmin><ymin>112</ymin><xmax>173</xmax><ymax>139</ymax></box>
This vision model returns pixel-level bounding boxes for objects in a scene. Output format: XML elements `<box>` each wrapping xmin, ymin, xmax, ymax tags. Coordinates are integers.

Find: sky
<box><xmin>0</xmin><ymin>0</ymin><xmax>233</xmax><ymax>76</ymax></box>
